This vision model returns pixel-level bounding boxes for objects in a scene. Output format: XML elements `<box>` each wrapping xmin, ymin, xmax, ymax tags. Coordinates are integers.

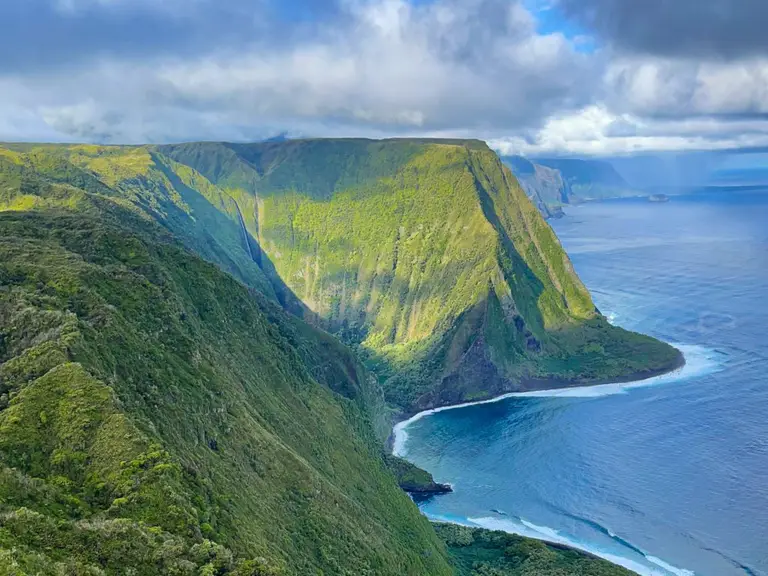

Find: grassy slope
<box><xmin>0</xmin><ymin>144</ymin><xmax>310</xmax><ymax>315</ymax></box>
<box><xmin>0</xmin><ymin>184</ymin><xmax>453</xmax><ymax>573</ymax></box>
<box><xmin>436</xmin><ymin>524</ymin><xmax>633</xmax><ymax>576</ymax></box>
<box><xmin>0</xmin><ymin>141</ymin><xmax>654</xmax><ymax>575</ymax></box>
<box><xmin>161</xmin><ymin>140</ymin><xmax>681</xmax><ymax>412</ymax></box>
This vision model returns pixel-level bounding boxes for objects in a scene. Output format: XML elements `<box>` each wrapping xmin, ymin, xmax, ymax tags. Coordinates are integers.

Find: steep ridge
<box><xmin>502</xmin><ymin>155</ymin><xmax>570</xmax><ymax>218</ymax></box>
<box><xmin>502</xmin><ymin>155</ymin><xmax>642</xmax><ymax>218</ymax></box>
<box><xmin>0</xmin><ymin>140</ymin><xmax>680</xmax><ymax>575</ymax></box>
<box><xmin>0</xmin><ymin>164</ymin><xmax>452</xmax><ymax>574</ymax></box>
<box><xmin>160</xmin><ymin>139</ymin><xmax>682</xmax><ymax>412</ymax></box>
<box><xmin>533</xmin><ymin>158</ymin><xmax>640</xmax><ymax>201</ymax></box>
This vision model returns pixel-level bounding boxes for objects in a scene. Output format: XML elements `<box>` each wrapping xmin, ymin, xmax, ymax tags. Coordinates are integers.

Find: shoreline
<box><xmin>391</xmin><ymin>347</ymin><xmax>686</xmax><ymax>456</ymax></box>
<box><xmin>431</xmin><ymin>516</ymin><xmax>691</xmax><ymax>576</ymax></box>
<box><xmin>431</xmin><ymin>520</ymin><xmax>614</xmax><ymax>564</ymax></box>
<box><xmin>391</xmin><ymin>344</ymin><xmax>711</xmax><ymax>576</ymax></box>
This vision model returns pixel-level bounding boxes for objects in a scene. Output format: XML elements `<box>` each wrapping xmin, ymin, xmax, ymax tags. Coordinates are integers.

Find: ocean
<box><xmin>394</xmin><ymin>191</ymin><xmax>768</xmax><ymax>576</ymax></box>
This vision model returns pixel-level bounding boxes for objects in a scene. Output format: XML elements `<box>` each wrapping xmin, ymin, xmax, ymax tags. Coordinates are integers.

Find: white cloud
<box><xmin>489</xmin><ymin>105</ymin><xmax>768</xmax><ymax>156</ymax></box>
<box><xmin>692</xmin><ymin>60</ymin><xmax>768</xmax><ymax>114</ymax></box>
<box><xmin>605</xmin><ymin>56</ymin><xmax>768</xmax><ymax>116</ymax></box>
<box><xmin>1</xmin><ymin>0</ymin><xmax>767</xmax><ymax>155</ymax></box>
<box><xmin>0</xmin><ymin>0</ymin><xmax>593</xmax><ymax>143</ymax></box>
<box><xmin>488</xmin><ymin>52</ymin><xmax>768</xmax><ymax>156</ymax></box>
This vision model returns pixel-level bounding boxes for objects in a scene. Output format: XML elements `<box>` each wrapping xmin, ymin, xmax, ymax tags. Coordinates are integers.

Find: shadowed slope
<box><xmin>0</xmin><ymin>203</ymin><xmax>452</xmax><ymax>575</ymax></box>
<box><xmin>161</xmin><ymin>139</ymin><xmax>681</xmax><ymax>412</ymax></box>
<box><xmin>0</xmin><ymin>140</ymin><xmax>679</xmax><ymax>575</ymax></box>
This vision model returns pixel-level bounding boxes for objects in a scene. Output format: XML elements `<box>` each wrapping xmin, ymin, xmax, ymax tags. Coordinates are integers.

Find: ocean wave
<box><xmin>459</xmin><ymin>515</ymin><xmax>693</xmax><ymax>576</ymax></box>
<box><xmin>560</xmin><ymin>511</ymin><xmax>647</xmax><ymax>557</ymax></box>
<box><xmin>701</xmin><ymin>545</ymin><xmax>760</xmax><ymax>576</ymax></box>
<box><xmin>392</xmin><ymin>343</ymin><xmax>722</xmax><ymax>456</ymax></box>
<box><xmin>561</xmin><ymin>513</ymin><xmax>696</xmax><ymax>576</ymax></box>
<box><xmin>509</xmin><ymin>343</ymin><xmax>721</xmax><ymax>399</ymax></box>
<box><xmin>646</xmin><ymin>555</ymin><xmax>695</xmax><ymax>576</ymax></box>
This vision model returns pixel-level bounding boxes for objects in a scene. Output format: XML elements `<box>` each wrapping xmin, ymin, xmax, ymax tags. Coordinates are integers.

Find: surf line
<box><xmin>393</xmin><ymin>343</ymin><xmax>721</xmax><ymax>458</ymax></box>
<box><xmin>391</xmin><ymin>343</ymin><xmax>723</xmax><ymax>574</ymax></box>
<box><xmin>461</xmin><ymin>514</ymin><xmax>694</xmax><ymax>576</ymax></box>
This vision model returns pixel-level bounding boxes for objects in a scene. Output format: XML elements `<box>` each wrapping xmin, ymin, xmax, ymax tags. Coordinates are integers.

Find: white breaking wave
<box><xmin>392</xmin><ymin>343</ymin><xmax>722</xmax><ymax>457</ymax></box>
<box><xmin>462</xmin><ymin>515</ymin><xmax>693</xmax><ymax>576</ymax></box>
<box><xmin>502</xmin><ymin>343</ymin><xmax>721</xmax><ymax>399</ymax></box>
<box><xmin>646</xmin><ymin>555</ymin><xmax>696</xmax><ymax>576</ymax></box>
<box><xmin>519</xmin><ymin>518</ymin><xmax>562</xmax><ymax>541</ymax></box>
<box><xmin>393</xmin><ymin>342</ymin><xmax>714</xmax><ymax>574</ymax></box>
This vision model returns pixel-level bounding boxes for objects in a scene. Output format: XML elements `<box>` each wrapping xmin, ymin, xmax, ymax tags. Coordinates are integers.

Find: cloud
<box><xmin>556</xmin><ymin>0</ymin><xmax>768</xmax><ymax>60</ymax></box>
<box><xmin>0</xmin><ymin>0</ymin><xmax>292</xmax><ymax>75</ymax></box>
<box><xmin>603</xmin><ymin>57</ymin><xmax>768</xmax><ymax>117</ymax></box>
<box><xmin>0</xmin><ymin>0</ymin><xmax>765</xmax><ymax>155</ymax></box>
<box><xmin>156</xmin><ymin>0</ymin><xmax>593</xmax><ymax>131</ymax></box>
<box><xmin>489</xmin><ymin>106</ymin><xmax>768</xmax><ymax>156</ymax></box>
<box><xmin>0</xmin><ymin>0</ymin><xmax>594</xmax><ymax>143</ymax></box>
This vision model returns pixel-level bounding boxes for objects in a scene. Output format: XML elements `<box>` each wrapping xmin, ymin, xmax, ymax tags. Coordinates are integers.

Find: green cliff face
<box><xmin>0</xmin><ymin>141</ymin><xmax>681</xmax><ymax>416</ymax></box>
<box><xmin>0</xmin><ymin>172</ymin><xmax>452</xmax><ymax>573</ymax></box>
<box><xmin>159</xmin><ymin>140</ymin><xmax>681</xmax><ymax>412</ymax></box>
<box><xmin>0</xmin><ymin>139</ymin><xmax>679</xmax><ymax>575</ymax></box>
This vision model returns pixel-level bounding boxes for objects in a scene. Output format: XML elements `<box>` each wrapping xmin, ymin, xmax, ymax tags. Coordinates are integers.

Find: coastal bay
<box><xmin>395</xmin><ymin>193</ymin><xmax>768</xmax><ymax>576</ymax></box>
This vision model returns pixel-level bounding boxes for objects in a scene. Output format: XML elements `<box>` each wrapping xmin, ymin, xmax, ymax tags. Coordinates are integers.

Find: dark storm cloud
<box><xmin>558</xmin><ymin>0</ymin><xmax>768</xmax><ymax>59</ymax></box>
<box><xmin>0</xmin><ymin>0</ymin><xmax>341</xmax><ymax>73</ymax></box>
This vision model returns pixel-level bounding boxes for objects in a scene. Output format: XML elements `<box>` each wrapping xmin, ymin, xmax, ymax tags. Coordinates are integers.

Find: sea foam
<box><xmin>646</xmin><ymin>555</ymin><xmax>696</xmax><ymax>576</ymax></box>
<box><xmin>393</xmin><ymin>343</ymin><xmax>722</xmax><ymax>457</ymax></box>
<box><xmin>459</xmin><ymin>515</ymin><xmax>694</xmax><ymax>576</ymax></box>
<box><xmin>393</xmin><ymin>343</ymin><xmax>718</xmax><ymax>575</ymax></box>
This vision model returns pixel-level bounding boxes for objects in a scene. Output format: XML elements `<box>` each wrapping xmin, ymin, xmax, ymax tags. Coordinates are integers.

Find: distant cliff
<box><xmin>502</xmin><ymin>156</ymin><xmax>570</xmax><ymax>218</ymax></box>
<box><xmin>503</xmin><ymin>155</ymin><xmax>641</xmax><ymax>217</ymax></box>
<box><xmin>536</xmin><ymin>158</ymin><xmax>641</xmax><ymax>201</ymax></box>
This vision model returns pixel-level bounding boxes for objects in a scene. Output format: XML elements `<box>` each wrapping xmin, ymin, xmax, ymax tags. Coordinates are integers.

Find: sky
<box><xmin>1</xmin><ymin>0</ymin><xmax>767</xmax><ymax>156</ymax></box>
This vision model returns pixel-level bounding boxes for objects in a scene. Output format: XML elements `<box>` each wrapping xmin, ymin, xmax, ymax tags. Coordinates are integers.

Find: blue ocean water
<box><xmin>395</xmin><ymin>192</ymin><xmax>768</xmax><ymax>576</ymax></box>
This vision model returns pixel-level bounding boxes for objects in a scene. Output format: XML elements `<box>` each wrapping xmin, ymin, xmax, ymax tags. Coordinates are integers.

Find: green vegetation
<box><xmin>161</xmin><ymin>139</ymin><xmax>681</xmax><ymax>412</ymax></box>
<box><xmin>385</xmin><ymin>455</ymin><xmax>451</xmax><ymax>496</ymax></box>
<box><xmin>0</xmin><ymin>202</ymin><xmax>452</xmax><ymax>575</ymax></box>
<box><xmin>0</xmin><ymin>140</ymin><xmax>680</xmax><ymax>414</ymax></box>
<box><xmin>0</xmin><ymin>138</ymin><xmax>675</xmax><ymax>575</ymax></box>
<box><xmin>436</xmin><ymin>524</ymin><xmax>633</xmax><ymax>576</ymax></box>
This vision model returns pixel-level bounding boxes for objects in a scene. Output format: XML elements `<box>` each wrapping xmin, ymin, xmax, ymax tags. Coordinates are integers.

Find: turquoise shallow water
<box><xmin>395</xmin><ymin>192</ymin><xmax>768</xmax><ymax>576</ymax></box>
